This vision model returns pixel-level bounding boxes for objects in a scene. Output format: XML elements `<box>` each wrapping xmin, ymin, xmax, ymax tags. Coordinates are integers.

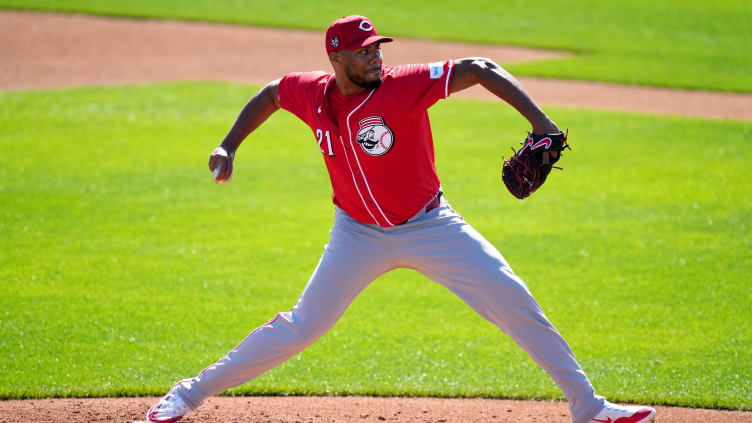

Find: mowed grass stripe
<box><xmin>0</xmin><ymin>82</ymin><xmax>750</xmax><ymax>409</ymax></box>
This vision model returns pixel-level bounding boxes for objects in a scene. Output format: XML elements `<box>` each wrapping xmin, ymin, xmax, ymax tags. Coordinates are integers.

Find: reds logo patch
<box><xmin>358</xmin><ymin>20</ymin><xmax>374</xmax><ymax>31</ymax></box>
<box><xmin>356</xmin><ymin>116</ymin><xmax>394</xmax><ymax>156</ymax></box>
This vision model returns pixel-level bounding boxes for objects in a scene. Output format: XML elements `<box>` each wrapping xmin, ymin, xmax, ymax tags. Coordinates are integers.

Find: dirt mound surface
<box><xmin>1</xmin><ymin>396</ymin><xmax>750</xmax><ymax>423</ymax></box>
<box><xmin>2</xmin><ymin>10</ymin><xmax>750</xmax><ymax>120</ymax></box>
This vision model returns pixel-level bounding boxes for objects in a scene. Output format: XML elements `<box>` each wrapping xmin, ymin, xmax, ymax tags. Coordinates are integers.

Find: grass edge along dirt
<box><xmin>0</xmin><ymin>0</ymin><xmax>751</xmax><ymax>92</ymax></box>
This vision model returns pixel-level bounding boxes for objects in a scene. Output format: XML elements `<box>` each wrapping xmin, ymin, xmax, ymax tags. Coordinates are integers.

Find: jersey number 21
<box><xmin>316</xmin><ymin>129</ymin><xmax>334</xmax><ymax>157</ymax></box>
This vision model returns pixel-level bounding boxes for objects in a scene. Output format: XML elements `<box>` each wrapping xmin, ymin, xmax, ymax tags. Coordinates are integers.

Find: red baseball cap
<box><xmin>325</xmin><ymin>15</ymin><xmax>394</xmax><ymax>54</ymax></box>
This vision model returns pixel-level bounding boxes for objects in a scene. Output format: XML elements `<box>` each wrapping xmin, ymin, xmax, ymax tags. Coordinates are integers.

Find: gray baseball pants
<box><xmin>174</xmin><ymin>197</ymin><xmax>605</xmax><ymax>423</ymax></box>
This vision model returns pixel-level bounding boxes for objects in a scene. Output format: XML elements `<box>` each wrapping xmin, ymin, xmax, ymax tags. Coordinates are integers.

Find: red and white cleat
<box><xmin>589</xmin><ymin>401</ymin><xmax>656</xmax><ymax>423</ymax></box>
<box><xmin>146</xmin><ymin>383</ymin><xmax>191</xmax><ymax>423</ymax></box>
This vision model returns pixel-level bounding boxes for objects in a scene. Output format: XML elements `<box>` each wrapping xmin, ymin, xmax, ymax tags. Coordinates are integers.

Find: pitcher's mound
<box><xmin>1</xmin><ymin>396</ymin><xmax>750</xmax><ymax>423</ymax></box>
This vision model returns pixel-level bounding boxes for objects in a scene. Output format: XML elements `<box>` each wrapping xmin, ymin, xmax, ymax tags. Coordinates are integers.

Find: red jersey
<box><xmin>278</xmin><ymin>60</ymin><xmax>454</xmax><ymax>226</ymax></box>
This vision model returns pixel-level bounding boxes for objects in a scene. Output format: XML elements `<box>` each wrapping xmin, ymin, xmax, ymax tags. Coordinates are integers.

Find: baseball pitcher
<box><xmin>146</xmin><ymin>15</ymin><xmax>656</xmax><ymax>423</ymax></box>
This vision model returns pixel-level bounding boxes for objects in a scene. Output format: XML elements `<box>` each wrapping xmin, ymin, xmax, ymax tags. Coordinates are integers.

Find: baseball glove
<box><xmin>501</xmin><ymin>130</ymin><xmax>570</xmax><ymax>199</ymax></box>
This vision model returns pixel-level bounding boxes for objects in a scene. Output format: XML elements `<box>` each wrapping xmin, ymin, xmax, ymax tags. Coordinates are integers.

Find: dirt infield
<box><xmin>2</xmin><ymin>8</ymin><xmax>751</xmax><ymax>423</ymax></box>
<box><xmin>1</xmin><ymin>396</ymin><xmax>751</xmax><ymax>423</ymax></box>
<box><xmin>2</xmin><ymin>9</ymin><xmax>751</xmax><ymax>121</ymax></box>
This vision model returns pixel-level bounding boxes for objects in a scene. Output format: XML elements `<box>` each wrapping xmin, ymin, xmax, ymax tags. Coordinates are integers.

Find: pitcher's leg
<box><xmin>175</xmin><ymin>215</ymin><xmax>392</xmax><ymax>409</ymax></box>
<box><xmin>403</xmin><ymin>210</ymin><xmax>604</xmax><ymax>423</ymax></box>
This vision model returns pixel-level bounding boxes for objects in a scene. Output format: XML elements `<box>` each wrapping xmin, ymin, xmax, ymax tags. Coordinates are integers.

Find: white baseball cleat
<box><xmin>146</xmin><ymin>382</ymin><xmax>191</xmax><ymax>423</ymax></box>
<box><xmin>589</xmin><ymin>401</ymin><xmax>656</xmax><ymax>423</ymax></box>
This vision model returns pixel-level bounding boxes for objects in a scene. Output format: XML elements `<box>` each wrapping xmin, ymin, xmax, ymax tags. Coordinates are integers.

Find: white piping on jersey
<box><xmin>345</xmin><ymin>89</ymin><xmax>396</xmax><ymax>227</ymax></box>
<box><xmin>337</xmin><ymin>135</ymin><xmax>380</xmax><ymax>225</ymax></box>
<box><xmin>321</xmin><ymin>74</ymin><xmax>382</xmax><ymax>226</ymax></box>
<box><xmin>444</xmin><ymin>60</ymin><xmax>454</xmax><ymax>99</ymax></box>
<box><xmin>323</xmin><ymin>75</ymin><xmax>336</xmax><ymax>95</ymax></box>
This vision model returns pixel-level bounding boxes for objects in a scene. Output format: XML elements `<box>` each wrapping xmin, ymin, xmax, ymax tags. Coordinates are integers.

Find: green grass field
<box><xmin>1</xmin><ymin>82</ymin><xmax>750</xmax><ymax>409</ymax></box>
<box><xmin>1</xmin><ymin>0</ymin><xmax>751</xmax><ymax>92</ymax></box>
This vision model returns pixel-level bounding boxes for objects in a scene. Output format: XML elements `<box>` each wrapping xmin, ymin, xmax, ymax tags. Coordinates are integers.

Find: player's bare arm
<box><xmin>449</xmin><ymin>57</ymin><xmax>559</xmax><ymax>135</ymax></box>
<box><xmin>208</xmin><ymin>78</ymin><xmax>281</xmax><ymax>183</ymax></box>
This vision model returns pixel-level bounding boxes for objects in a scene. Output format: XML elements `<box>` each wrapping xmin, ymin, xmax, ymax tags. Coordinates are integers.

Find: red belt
<box><xmin>424</xmin><ymin>194</ymin><xmax>441</xmax><ymax>213</ymax></box>
<box><xmin>397</xmin><ymin>193</ymin><xmax>441</xmax><ymax>226</ymax></box>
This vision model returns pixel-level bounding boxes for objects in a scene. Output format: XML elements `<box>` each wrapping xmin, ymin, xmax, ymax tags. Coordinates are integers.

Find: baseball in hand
<box><xmin>213</xmin><ymin>165</ymin><xmax>231</xmax><ymax>184</ymax></box>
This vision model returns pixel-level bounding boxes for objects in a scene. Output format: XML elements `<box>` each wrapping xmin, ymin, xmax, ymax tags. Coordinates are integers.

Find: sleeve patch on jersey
<box><xmin>429</xmin><ymin>62</ymin><xmax>444</xmax><ymax>79</ymax></box>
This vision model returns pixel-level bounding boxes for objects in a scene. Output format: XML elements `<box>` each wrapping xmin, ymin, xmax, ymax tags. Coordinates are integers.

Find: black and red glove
<box><xmin>502</xmin><ymin>130</ymin><xmax>570</xmax><ymax>199</ymax></box>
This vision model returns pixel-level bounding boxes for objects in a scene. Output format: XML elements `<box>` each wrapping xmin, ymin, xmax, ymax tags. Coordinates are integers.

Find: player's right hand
<box><xmin>208</xmin><ymin>146</ymin><xmax>235</xmax><ymax>184</ymax></box>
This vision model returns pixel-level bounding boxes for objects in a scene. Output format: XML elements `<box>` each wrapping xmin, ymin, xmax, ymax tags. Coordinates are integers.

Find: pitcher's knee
<box><xmin>288</xmin><ymin>325</ymin><xmax>328</xmax><ymax>348</ymax></box>
<box><xmin>478</xmin><ymin>265</ymin><xmax>530</xmax><ymax>295</ymax></box>
<box><xmin>276</xmin><ymin>311</ymin><xmax>334</xmax><ymax>349</ymax></box>
<box><xmin>480</xmin><ymin>269</ymin><xmax>541</xmax><ymax>310</ymax></box>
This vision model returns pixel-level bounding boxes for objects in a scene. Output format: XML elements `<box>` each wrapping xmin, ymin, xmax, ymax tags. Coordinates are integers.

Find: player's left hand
<box><xmin>208</xmin><ymin>146</ymin><xmax>235</xmax><ymax>184</ymax></box>
<box><xmin>501</xmin><ymin>130</ymin><xmax>570</xmax><ymax>199</ymax></box>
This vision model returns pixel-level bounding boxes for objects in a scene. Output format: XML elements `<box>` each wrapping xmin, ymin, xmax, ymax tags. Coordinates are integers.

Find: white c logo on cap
<box><xmin>358</xmin><ymin>21</ymin><xmax>373</xmax><ymax>31</ymax></box>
